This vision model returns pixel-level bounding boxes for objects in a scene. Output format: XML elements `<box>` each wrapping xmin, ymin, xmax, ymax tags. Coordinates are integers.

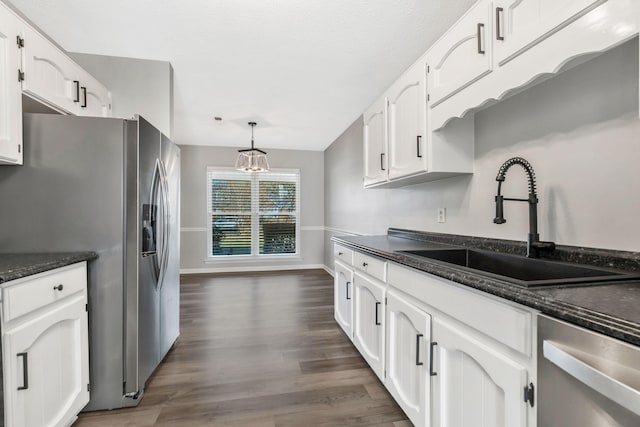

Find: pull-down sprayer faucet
<box><xmin>493</xmin><ymin>157</ymin><xmax>555</xmax><ymax>258</ymax></box>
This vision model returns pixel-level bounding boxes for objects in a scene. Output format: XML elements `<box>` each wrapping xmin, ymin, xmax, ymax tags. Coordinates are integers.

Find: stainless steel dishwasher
<box><xmin>538</xmin><ymin>314</ymin><xmax>640</xmax><ymax>426</ymax></box>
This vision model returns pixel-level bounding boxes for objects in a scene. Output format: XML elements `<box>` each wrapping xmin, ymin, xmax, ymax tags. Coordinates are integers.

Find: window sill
<box><xmin>204</xmin><ymin>255</ymin><xmax>303</xmax><ymax>264</ymax></box>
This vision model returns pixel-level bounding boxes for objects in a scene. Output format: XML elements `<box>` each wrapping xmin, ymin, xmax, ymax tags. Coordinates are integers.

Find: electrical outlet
<box><xmin>437</xmin><ymin>208</ymin><xmax>446</xmax><ymax>223</ymax></box>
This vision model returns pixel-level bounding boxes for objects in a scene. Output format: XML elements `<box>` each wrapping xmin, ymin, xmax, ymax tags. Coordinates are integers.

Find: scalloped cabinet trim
<box><xmin>362</xmin><ymin>0</ymin><xmax>639</xmax><ymax>188</ymax></box>
<box><xmin>429</xmin><ymin>0</ymin><xmax>639</xmax><ymax>130</ymax></box>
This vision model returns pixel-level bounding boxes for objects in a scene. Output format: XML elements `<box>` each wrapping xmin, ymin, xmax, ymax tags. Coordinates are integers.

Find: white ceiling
<box><xmin>10</xmin><ymin>0</ymin><xmax>476</xmax><ymax>150</ymax></box>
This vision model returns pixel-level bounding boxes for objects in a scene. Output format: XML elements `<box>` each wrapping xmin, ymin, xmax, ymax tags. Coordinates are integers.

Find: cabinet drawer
<box><xmin>334</xmin><ymin>244</ymin><xmax>354</xmax><ymax>265</ymax></box>
<box><xmin>2</xmin><ymin>263</ymin><xmax>87</xmax><ymax>323</ymax></box>
<box><xmin>387</xmin><ymin>262</ymin><xmax>533</xmax><ymax>356</ymax></box>
<box><xmin>354</xmin><ymin>252</ymin><xmax>387</xmax><ymax>282</ymax></box>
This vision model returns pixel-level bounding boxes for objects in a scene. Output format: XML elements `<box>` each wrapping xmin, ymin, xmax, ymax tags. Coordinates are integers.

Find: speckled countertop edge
<box><xmin>333</xmin><ymin>232</ymin><xmax>640</xmax><ymax>347</ymax></box>
<box><xmin>0</xmin><ymin>252</ymin><xmax>98</xmax><ymax>283</ymax></box>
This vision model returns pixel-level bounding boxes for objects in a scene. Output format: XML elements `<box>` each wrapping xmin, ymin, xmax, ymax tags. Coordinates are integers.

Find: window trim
<box><xmin>206</xmin><ymin>166</ymin><xmax>301</xmax><ymax>260</ymax></box>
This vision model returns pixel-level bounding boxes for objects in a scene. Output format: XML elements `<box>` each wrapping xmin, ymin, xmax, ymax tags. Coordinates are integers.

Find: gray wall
<box><xmin>324</xmin><ymin>39</ymin><xmax>640</xmax><ymax>270</ymax></box>
<box><xmin>69</xmin><ymin>53</ymin><xmax>174</xmax><ymax>138</ymax></box>
<box><xmin>180</xmin><ymin>145</ymin><xmax>324</xmax><ymax>272</ymax></box>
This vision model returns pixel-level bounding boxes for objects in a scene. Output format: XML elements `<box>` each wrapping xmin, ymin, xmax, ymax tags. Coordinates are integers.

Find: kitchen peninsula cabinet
<box><xmin>1</xmin><ymin>262</ymin><xmax>90</xmax><ymax>427</ymax></box>
<box><xmin>0</xmin><ymin>3</ymin><xmax>24</xmax><ymax>165</ymax></box>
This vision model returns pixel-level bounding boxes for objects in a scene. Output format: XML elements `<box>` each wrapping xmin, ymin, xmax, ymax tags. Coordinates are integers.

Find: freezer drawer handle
<box><xmin>17</xmin><ymin>352</ymin><xmax>28</xmax><ymax>390</ymax></box>
<box><xmin>543</xmin><ymin>340</ymin><xmax>640</xmax><ymax>417</ymax></box>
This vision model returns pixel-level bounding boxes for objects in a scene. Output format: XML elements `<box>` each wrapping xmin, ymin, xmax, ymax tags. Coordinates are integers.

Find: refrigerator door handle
<box><xmin>157</xmin><ymin>160</ymin><xmax>171</xmax><ymax>290</ymax></box>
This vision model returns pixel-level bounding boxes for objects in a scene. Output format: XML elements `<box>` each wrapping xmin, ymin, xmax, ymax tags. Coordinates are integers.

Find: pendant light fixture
<box><xmin>235</xmin><ymin>121</ymin><xmax>269</xmax><ymax>172</ymax></box>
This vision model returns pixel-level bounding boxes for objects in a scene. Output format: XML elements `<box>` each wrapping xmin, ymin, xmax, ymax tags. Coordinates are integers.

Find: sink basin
<box><xmin>399</xmin><ymin>248</ymin><xmax>640</xmax><ymax>287</ymax></box>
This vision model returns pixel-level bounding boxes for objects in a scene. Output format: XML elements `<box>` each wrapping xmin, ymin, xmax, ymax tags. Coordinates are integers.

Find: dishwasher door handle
<box><xmin>543</xmin><ymin>340</ymin><xmax>640</xmax><ymax>417</ymax></box>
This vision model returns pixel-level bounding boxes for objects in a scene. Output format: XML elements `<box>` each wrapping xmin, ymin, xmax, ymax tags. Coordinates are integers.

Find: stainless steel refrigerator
<box><xmin>0</xmin><ymin>113</ymin><xmax>180</xmax><ymax>410</ymax></box>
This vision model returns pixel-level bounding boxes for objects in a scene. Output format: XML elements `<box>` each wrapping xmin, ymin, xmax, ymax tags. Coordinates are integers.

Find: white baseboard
<box><xmin>322</xmin><ymin>265</ymin><xmax>335</xmax><ymax>277</ymax></box>
<box><xmin>180</xmin><ymin>264</ymin><xmax>328</xmax><ymax>275</ymax></box>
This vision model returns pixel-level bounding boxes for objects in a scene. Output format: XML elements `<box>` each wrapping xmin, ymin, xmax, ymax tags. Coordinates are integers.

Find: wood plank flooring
<box><xmin>73</xmin><ymin>269</ymin><xmax>410</xmax><ymax>427</ymax></box>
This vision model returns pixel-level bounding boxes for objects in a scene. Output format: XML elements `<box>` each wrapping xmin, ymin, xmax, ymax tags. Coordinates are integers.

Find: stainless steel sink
<box><xmin>399</xmin><ymin>248</ymin><xmax>640</xmax><ymax>287</ymax></box>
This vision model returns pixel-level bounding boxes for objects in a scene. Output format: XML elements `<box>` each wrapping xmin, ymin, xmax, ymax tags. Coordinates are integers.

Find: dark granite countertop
<box><xmin>333</xmin><ymin>229</ymin><xmax>640</xmax><ymax>347</ymax></box>
<box><xmin>0</xmin><ymin>252</ymin><xmax>98</xmax><ymax>284</ymax></box>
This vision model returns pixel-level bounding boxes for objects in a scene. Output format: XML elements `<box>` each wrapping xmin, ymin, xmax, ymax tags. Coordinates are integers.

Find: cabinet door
<box><xmin>77</xmin><ymin>69</ymin><xmax>112</xmax><ymax>117</ymax></box>
<box><xmin>334</xmin><ymin>261</ymin><xmax>354</xmax><ymax>339</ymax></box>
<box><xmin>0</xmin><ymin>4</ymin><xmax>23</xmax><ymax>164</ymax></box>
<box><xmin>386</xmin><ymin>291</ymin><xmax>431</xmax><ymax>427</ymax></box>
<box><xmin>363</xmin><ymin>96</ymin><xmax>388</xmax><ymax>186</ymax></box>
<box><xmin>353</xmin><ymin>272</ymin><xmax>385</xmax><ymax>381</ymax></box>
<box><xmin>4</xmin><ymin>295</ymin><xmax>90</xmax><ymax>427</ymax></box>
<box><xmin>21</xmin><ymin>25</ymin><xmax>79</xmax><ymax>114</ymax></box>
<box><xmin>493</xmin><ymin>0</ymin><xmax>607</xmax><ymax>65</ymax></box>
<box><xmin>432</xmin><ymin>316</ymin><xmax>529</xmax><ymax>427</ymax></box>
<box><xmin>388</xmin><ymin>60</ymin><xmax>428</xmax><ymax>180</ymax></box>
<box><xmin>427</xmin><ymin>0</ymin><xmax>493</xmax><ymax>107</ymax></box>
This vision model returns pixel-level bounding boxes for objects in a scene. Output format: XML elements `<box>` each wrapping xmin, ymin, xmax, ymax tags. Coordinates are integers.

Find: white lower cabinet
<box><xmin>2</xmin><ymin>262</ymin><xmax>90</xmax><ymax>427</ymax></box>
<box><xmin>353</xmin><ymin>272</ymin><xmax>385</xmax><ymax>381</ymax></box>
<box><xmin>431</xmin><ymin>316</ymin><xmax>530</xmax><ymax>427</ymax></box>
<box><xmin>334</xmin><ymin>260</ymin><xmax>354</xmax><ymax>339</ymax></box>
<box><xmin>385</xmin><ymin>291</ymin><xmax>431</xmax><ymax>427</ymax></box>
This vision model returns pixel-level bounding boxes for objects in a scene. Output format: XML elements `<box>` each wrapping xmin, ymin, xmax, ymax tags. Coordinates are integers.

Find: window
<box><xmin>207</xmin><ymin>168</ymin><xmax>300</xmax><ymax>258</ymax></box>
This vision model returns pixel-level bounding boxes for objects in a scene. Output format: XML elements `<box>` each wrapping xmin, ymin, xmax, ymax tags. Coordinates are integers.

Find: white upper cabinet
<box><xmin>385</xmin><ymin>291</ymin><xmax>431</xmax><ymax>427</ymax></box>
<box><xmin>388</xmin><ymin>60</ymin><xmax>427</xmax><ymax>180</ymax></box>
<box><xmin>431</xmin><ymin>316</ymin><xmax>530</xmax><ymax>427</ymax></box>
<box><xmin>363</xmin><ymin>95</ymin><xmax>388</xmax><ymax>187</ymax></box>
<box><xmin>20</xmin><ymin>25</ymin><xmax>80</xmax><ymax>114</ymax></box>
<box><xmin>493</xmin><ymin>0</ymin><xmax>607</xmax><ymax>65</ymax></box>
<box><xmin>334</xmin><ymin>260</ymin><xmax>354</xmax><ymax>339</ymax></box>
<box><xmin>76</xmin><ymin>69</ymin><xmax>112</xmax><ymax>118</ymax></box>
<box><xmin>353</xmin><ymin>272</ymin><xmax>385</xmax><ymax>381</ymax></box>
<box><xmin>0</xmin><ymin>3</ymin><xmax>23</xmax><ymax>164</ymax></box>
<box><xmin>427</xmin><ymin>1</ymin><xmax>493</xmax><ymax>107</ymax></box>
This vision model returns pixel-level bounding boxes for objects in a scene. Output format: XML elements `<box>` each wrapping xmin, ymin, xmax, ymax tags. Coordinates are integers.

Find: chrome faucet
<box><xmin>493</xmin><ymin>157</ymin><xmax>555</xmax><ymax>258</ymax></box>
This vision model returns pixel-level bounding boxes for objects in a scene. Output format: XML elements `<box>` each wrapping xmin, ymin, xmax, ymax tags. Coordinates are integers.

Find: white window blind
<box><xmin>207</xmin><ymin>168</ymin><xmax>300</xmax><ymax>258</ymax></box>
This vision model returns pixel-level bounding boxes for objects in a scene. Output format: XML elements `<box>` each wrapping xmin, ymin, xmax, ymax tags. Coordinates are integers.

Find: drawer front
<box><xmin>2</xmin><ymin>263</ymin><xmax>87</xmax><ymax>323</ymax></box>
<box><xmin>354</xmin><ymin>252</ymin><xmax>387</xmax><ymax>282</ymax></box>
<box><xmin>387</xmin><ymin>262</ymin><xmax>533</xmax><ymax>356</ymax></box>
<box><xmin>334</xmin><ymin>244</ymin><xmax>354</xmax><ymax>265</ymax></box>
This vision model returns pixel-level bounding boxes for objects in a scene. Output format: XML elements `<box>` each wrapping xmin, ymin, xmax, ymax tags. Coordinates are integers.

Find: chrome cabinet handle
<box><xmin>430</xmin><ymin>342</ymin><xmax>438</xmax><ymax>376</ymax></box>
<box><xmin>375</xmin><ymin>302</ymin><xmax>381</xmax><ymax>325</ymax></box>
<box><xmin>17</xmin><ymin>352</ymin><xmax>28</xmax><ymax>390</ymax></box>
<box><xmin>380</xmin><ymin>153</ymin><xmax>386</xmax><ymax>171</ymax></box>
<box><xmin>53</xmin><ymin>284</ymin><xmax>63</xmax><ymax>291</ymax></box>
<box><xmin>338</xmin><ymin>252</ymin><xmax>343</xmax><ymax>256</ymax></box>
<box><xmin>416</xmin><ymin>135</ymin><xmax>422</xmax><ymax>158</ymax></box>
<box><xmin>496</xmin><ymin>7</ymin><xmax>504</xmax><ymax>40</ymax></box>
<box><xmin>346</xmin><ymin>281</ymin><xmax>351</xmax><ymax>300</ymax></box>
<box><xmin>477</xmin><ymin>23</ymin><xmax>485</xmax><ymax>54</ymax></box>
<box><xmin>544</xmin><ymin>340</ymin><xmax>640</xmax><ymax>417</ymax></box>
<box><xmin>416</xmin><ymin>334</ymin><xmax>424</xmax><ymax>366</ymax></box>
<box><xmin>362</xmin><ymin>262</ymin><xmax>368</xmax><ymax>267</ymax></box>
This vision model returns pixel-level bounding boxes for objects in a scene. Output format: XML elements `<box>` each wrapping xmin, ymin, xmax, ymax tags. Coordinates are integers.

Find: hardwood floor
<box><xmin>74</xmin><ymin>269</ymin><xmax>410</xmax><ymax>427</ymax></box>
